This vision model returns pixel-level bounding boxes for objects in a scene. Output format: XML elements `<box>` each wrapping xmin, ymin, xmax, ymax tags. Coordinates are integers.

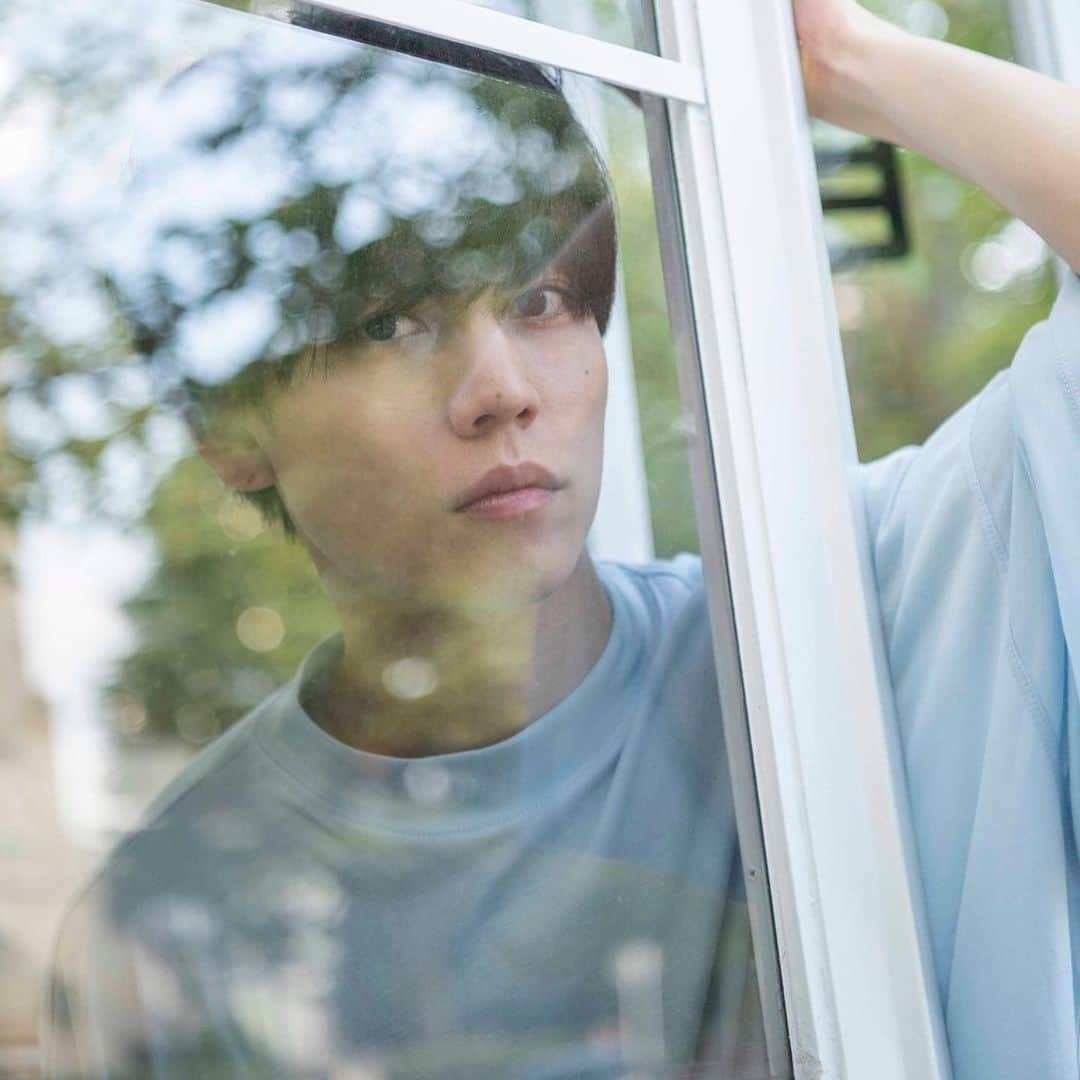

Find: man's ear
<box><xmin>195</xmin><ymin>413</ymin><xmax>276</xmax><ymax>493</ymax></box>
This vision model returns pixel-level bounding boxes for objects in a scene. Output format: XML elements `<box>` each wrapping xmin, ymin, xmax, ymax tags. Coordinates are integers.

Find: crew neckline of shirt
<box><xmin>253</xmin><ymin>561</ymin><xmax>641</xmax><ymax>836</ymax></box>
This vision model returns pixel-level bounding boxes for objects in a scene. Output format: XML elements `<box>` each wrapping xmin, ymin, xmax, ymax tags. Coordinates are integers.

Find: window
<box><xmin>0</xmin><ymin>2</ymin><xmax>790</xmax><ymax>1076</ymax></box>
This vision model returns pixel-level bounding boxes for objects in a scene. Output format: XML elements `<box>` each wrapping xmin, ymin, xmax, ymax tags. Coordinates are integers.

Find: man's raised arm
<box><xmin>796</xmin><ymin>0</ymin><xmax>1080</xmax><ymax>273</ymax></box>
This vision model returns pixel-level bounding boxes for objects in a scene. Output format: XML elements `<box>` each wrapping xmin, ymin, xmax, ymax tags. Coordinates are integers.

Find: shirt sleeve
<box><xmin>41</xmin><ymin>885</ymin><xmax>148</xmax><ymax>1080</ymax></box>
<box><xmin>859</xmin><ymin>271</ymin><xmax>1080</xmax><ymax>1080</ymax></box>
<box><xmin>40</xmin><ymin>874</ymin><xmax>219</xmax><ymax>1080</ymax></box>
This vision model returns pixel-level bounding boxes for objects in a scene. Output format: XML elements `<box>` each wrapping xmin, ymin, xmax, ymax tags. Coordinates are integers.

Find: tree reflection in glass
<box><xmin>4</xmin><ymin>7</ymin><xmax>770</xmax><ymax>1078</ymax></box>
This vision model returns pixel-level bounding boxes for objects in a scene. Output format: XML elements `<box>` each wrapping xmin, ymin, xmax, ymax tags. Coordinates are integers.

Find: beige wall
<box><xmin>0</xmin><ymin>525</ymin><xmax>93</xmax><ymax>1070</ymax></box>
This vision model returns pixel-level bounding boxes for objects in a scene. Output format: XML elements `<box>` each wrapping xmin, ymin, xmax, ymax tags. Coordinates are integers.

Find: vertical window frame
<box><xmin>1007</xmin><ymin>0</ymin><xmax>1080</xmax><ymax>82</ymax></box>
<box><xmin>1007</xmin><ymin>0</ymin><xmax>1080</xmax><ymax>291</ymax></box>
<box><xmin>649</xmin><ymin>0</ymin><xmax>951</xmax><ymax>1077</ymax></box>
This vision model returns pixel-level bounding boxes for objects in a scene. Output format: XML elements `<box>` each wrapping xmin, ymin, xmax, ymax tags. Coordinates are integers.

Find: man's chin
<box><xmin>454</xmin><ymin>565</ymin><xmax>577</xmax><ymax>615</ymax></box>
<box><xmin>421</xmin><ymin>545</ymin><xmax>589</xmax><ymax>616</ymax></box>
<box><xmin>316</xmin><ymin>553</ymin><xmax>581</xmax><ymax>616</ymax></box>
<box><xmin>308</xmin><ymin>512</ymin><xmax>593</xmax><ymax>608</ymax></box>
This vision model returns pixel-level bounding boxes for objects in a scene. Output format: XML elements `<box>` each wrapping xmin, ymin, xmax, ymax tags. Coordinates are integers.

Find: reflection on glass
<box><xmin>0</xmin><ymin>2</ymin><xmax>780</xmax><ymax>1077</ymax></box>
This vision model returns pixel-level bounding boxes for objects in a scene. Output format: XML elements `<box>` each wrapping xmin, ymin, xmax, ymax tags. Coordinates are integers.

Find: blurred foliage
<box><xmin>837</xmin><ymin>0</ymin><xmax>1057</xmax><ymax>461</ymax></box>
<box><xmin>0</xmin><ymin>0</ymin><xmax>626</xmax><ymax>744</ymax></box>
<box><xmin>108</xmin><ymin>457</ymin><xmax>337</xmax><ymax>742</ymax></box>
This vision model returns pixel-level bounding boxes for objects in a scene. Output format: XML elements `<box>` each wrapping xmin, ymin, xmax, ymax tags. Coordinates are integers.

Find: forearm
<box><xmin>809</xmin><ymin>12</ymin><xmax>1080</xmax><ymax>272</ymax></box>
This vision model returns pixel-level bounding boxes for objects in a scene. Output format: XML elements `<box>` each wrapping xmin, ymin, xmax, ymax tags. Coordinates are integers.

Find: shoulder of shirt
<box><xmin>596</xmin><ymin>556</ymin><xmax>719</xmax><ymax>750</ymax></box>
<box><xmin>136</xmin><ymin>697</ymin><xmax>280</xmax><ymax>827</ymax></box>
<box><xmin>596</xmin><ymin>553</ymin><xmax>708</xmax><ymax>654</ymax></box>
<box><xmin>860</xmin><ymin>272</ymin><xmax>1080</xmax><ymax>558</ymax></box>
<box><xmin>598</xmin><ymin>552</ymin><xmax>703</xmax><ymax>591</ymax></box>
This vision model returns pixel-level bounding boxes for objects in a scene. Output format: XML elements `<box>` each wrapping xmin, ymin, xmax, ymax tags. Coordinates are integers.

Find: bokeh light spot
<box><xmin>381</xmin><ymin>656</ymin><xmax>438</xmax><ymax>700</ymax></box>
<box><xmin>218</xmin><ymin>498</ymin><xmax>266</xmax><ymax>541</ymax></box>
<box><xmin>236</xmin><ymin>605</ymin><xmax>285</xmax><ymax>652</ymax></box>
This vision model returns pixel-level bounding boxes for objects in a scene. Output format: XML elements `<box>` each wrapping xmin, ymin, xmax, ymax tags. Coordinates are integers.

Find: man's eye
<box><xmin>509</xmin><ymin>286</ymin><xmax>569</xmax><ymax>320</ymax></box>
<box><xmin>360</xmin><ymin>313</ymin><xmax>425</xmax><ymax>343</ymax></box>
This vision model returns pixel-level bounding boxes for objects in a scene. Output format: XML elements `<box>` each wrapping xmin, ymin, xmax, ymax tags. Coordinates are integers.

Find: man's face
<box><xmin>246</xmin><ymin>274</ymin><xmax>608</xmax><ymax>610</ymax></box>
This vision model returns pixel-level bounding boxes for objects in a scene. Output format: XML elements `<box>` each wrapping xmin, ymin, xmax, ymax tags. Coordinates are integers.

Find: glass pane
<box><xmin>0</xmin><ymin>2</ymin><xmax>786</xmax><ymax>1077</ymax></box>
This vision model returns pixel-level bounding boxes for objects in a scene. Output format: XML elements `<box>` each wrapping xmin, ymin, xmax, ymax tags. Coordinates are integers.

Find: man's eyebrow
<box><xmin>522</xmin><ymin>265</ymin><xmax>573</xmax><ymax>285</ymax></box>
<box><xmin>354</xmin><ymin>283</ymin><xmax>434</xmax><ymax>316</ymax></box>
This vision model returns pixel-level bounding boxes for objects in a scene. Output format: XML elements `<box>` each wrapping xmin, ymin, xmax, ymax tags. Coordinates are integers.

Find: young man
<box><xmin>42</xmin><ymin>1</ymin><xmax>1080</xmax><ymax>1078</ymax></box>
<box><xmin>45</xmin><ymin>16</ymin><xmax>768</xmax><ymax>1079</ymax></box>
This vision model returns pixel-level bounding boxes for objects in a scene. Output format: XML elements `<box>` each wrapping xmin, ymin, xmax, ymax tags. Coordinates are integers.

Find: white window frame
<box><xmin>194</xmin><ymin>1</ymin><xmax>959</xmax><ymax>1076</ymax></box>
<box><xmin>647</xmin><ymin>3</ymin><xmax>949</xmax><ymax>1077</ymax></box>
<box><xmin>250</xmin><ymin>0</ymin><xmax>705</xmax><ymax>101</ymax></box>
<box><xmin>1008</xmin><ymin>0</ymin><xmax>1080</xmax><ymax>82</ymax></box>
<box><xmin>1008</xmin><ymin>0</ymin><xmax>1080</xmax><ymax>288</ymax></box>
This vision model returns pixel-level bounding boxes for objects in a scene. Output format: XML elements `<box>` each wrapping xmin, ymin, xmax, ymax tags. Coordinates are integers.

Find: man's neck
<box><xmin>316</xmin><ymin>554</ymin><xmax>612</xmax><ymax>757</ymax></box>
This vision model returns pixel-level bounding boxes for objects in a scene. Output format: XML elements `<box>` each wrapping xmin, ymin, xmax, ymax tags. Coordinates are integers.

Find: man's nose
<box><xmin>445</xmin><ymin>313</ymin><xmax>541</xmax><ymax>439</ymax></box>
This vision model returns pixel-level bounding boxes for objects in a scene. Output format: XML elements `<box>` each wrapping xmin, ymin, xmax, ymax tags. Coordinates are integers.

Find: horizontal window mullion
<box><xmin>221</xmin><ymin>0</ymin><xmax>706</xmax><ymax>103</ymax></box>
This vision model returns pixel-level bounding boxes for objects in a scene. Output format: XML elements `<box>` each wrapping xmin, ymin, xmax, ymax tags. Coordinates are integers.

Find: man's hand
<box><xmin>792</xmin><ymin>0</ymin><xmax>884</xmax><ymax>124</ymax></box>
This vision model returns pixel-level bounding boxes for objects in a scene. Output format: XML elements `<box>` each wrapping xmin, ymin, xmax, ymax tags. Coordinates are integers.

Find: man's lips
<box><xmin>461</xmin><ymin>487</ymin><xmax>555</xmax><ymax>520</ymax></box>
<box><xmin>453</xmin><ymin>463</ymin><xmax>563</xmax><ymax>518</ymax></box>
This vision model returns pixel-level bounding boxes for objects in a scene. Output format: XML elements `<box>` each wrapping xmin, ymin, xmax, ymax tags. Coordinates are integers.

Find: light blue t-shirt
<box><xmin>860</xmin><ymin>270</ymin><xmax>1080</xmax><ymax>1079</ymax></box>
<box><xmin>44</xmin><ymin>558</ymin><xmax>769</xmax><ymax>1079</ymax></box>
